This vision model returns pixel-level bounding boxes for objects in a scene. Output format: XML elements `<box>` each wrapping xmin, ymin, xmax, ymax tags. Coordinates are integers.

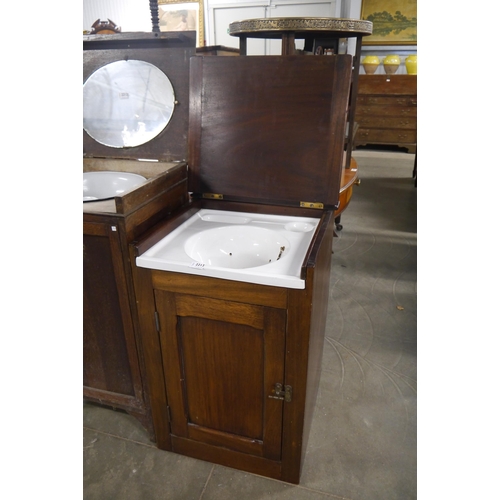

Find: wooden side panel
<box><xmin>301</xmin><ymin>212</ymin><xmax>335</xmax><ymax>462</ymax></box>
<box><xmin>280</xmin><ymin>212</ymin><xmax>335</xmax><ymax>484</ymax></box>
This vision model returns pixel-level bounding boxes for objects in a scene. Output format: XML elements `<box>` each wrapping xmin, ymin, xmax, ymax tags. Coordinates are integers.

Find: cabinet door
<box><xmin>155</xmin><ymin>290</ymin><xmax>286</xmax><ymax>461</ymax></box>
<box><xmin>83</xmin><ymin>223</ymin><xmax>140</xmax><ymax>400</ymax></box>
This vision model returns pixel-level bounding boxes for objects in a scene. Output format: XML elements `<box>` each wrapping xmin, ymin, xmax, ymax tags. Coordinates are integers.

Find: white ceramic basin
<box><xmin>185</xmin><ymin>226</ymin><xmax>290</xmax><ymax>269</ymax></box>
<box><xmin>83</xmin><ymin>171</ymin><xmax>147</xmax><ymax>202</ymax></box>
<box><xmin>136</xmin><ymin>209</ymin><xmax>320</xmax><ymax>289</ymax></box>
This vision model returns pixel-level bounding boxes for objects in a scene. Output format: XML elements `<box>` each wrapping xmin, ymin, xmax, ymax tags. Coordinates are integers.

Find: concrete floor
<box><xmin>83</xmin><ymin>150</ymin><xmax>417</xmax><ymax>500</ymax></box>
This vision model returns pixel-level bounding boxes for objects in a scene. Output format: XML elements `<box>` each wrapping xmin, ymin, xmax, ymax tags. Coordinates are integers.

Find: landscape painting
<box><xmin>360</xmin><ymin>0</ymin><xmax>417</xmax><ymax>45</ymax></box>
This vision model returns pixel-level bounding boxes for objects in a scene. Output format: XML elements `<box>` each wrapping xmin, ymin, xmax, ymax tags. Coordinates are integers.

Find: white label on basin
<box><xmin>190</xmin><ymin>262</ymin><xmax>205</xmax><ymax>269</ymax></box>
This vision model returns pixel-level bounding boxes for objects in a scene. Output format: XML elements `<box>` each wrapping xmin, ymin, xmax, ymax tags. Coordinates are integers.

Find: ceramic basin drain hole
<box><xmin>83</xmin><ymin>59</ymin><xmax>176</xmax><ymax>148</ymax></box>
<box><xmin>184</xmin><ymin>226</ymin><xmax>291</xmax><ymax>269</ymax></box>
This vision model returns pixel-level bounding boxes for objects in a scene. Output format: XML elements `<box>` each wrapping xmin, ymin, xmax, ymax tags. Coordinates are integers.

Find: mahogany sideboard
<box><xmin>83</xmin><ymin>32</ymin><xmax>194</xmax><ymax>439</ymax></box>
<box><xmin>354</xmin><ymin>75</ymin><xmax>417</xmax><ymax>153</ymax></box>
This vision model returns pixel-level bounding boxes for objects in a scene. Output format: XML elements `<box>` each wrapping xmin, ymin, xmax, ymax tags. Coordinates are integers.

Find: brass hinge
<box><xmin>202</xmin><ymin>193</ymin><xmax>223</xmax><ymax>200</ymax></box>
<box><xmin>268</xmin><ymin>383</ymin><xmax>292</xmax><ymax>402</ymax></box>
<box><xmin>300</xmin><ymin>201</ymin><xmax>324</xmax><ymax>209</ymax></box>
<box><xmin>154</xmin><ymin>311</ymin><xmax>160</xmax><ymax>332</ymax></box>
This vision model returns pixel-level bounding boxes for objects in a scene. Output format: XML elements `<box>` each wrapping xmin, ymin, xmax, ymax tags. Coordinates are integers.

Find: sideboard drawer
<box><xmin>356</xmin><ymin>128</ymin><xmax>416</xmax><ymax>145</ymax></box>
<box><xmin>357</xmin><ymin>95</ymin><xmax>417</xmax><ymax>107</ymax></box>
<box><xmin>354</xmin><ymin>115</ymin><xmax>416</xmax><ymax>130</ymax></box>
<box><xmin>356</xmin><ymin>105</ymin><xmax>417</xmax><ymax>119</ymax></box>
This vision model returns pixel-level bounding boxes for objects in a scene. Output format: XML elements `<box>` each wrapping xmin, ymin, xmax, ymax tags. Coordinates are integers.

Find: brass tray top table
<box><xmin>229</xmin><ymin>17</ymin><xmax>372</xmax><ymax>56</ymax></box>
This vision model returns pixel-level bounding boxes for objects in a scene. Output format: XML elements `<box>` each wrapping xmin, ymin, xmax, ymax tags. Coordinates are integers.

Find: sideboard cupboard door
<box><xmin>154</xmin><ymin>290</ymin><xmax>287</xmax><ymax>461</ymax></box>
<box><xmin>83</xmin><ymin>223</ymin><xmax>142</xmax><ymax>403</ymax></box>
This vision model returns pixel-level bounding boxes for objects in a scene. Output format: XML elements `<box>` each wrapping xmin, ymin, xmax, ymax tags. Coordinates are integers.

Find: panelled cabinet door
<box><xmin>83</xmin><ymin>223</ymin><xmax>141</xmax><ymax>400</ymax></box>
<box><xmin>154</xmin><ymin>290</ymin><xmax>286</xmax><ymax>461</ymax></box>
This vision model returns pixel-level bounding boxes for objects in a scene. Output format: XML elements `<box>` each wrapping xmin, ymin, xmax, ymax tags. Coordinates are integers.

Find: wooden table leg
<box><xmin>281</xmin><ymin>33</ymin><xmax>296</xmax><ymax>55</ymax></box>
<box><xmin>239</xmin><ymin>36</ymin><xmax>247</xmax><ymax>56</ymax></box>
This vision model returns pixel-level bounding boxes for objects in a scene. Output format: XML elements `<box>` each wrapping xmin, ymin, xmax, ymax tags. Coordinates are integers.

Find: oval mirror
<box><xmin>83</xmin><ymin>59</ymin><xmax>175</xmax><ymax>148</ymax></box>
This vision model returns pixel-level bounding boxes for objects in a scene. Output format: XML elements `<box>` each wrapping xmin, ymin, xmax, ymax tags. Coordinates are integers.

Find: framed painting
<box><xmin>158</xmin><ymin>0</ymin><xmax>205</xmax><ymax>47</ymax></box>
<box><xmin>360</xmin><ymin>0</ymin><xmax>417</xmax><ymax>45</ymax></box>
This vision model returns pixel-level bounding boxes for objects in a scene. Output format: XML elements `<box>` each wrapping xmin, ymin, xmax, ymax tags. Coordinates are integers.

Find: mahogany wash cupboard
<box><xmin>131</xmin><ymin>54</ymin><xmax>353</xmax><ymax>483</ymax></box>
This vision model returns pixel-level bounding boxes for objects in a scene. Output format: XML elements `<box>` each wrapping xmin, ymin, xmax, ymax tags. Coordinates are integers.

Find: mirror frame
<box><xmin>158</xmin><ymin>0</ymin><xmax>204</xmax><ymax>47</ymax></box>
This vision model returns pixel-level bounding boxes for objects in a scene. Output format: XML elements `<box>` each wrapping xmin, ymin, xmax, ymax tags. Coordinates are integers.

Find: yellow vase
<box><xmin>405</xmin><ymin>55</ymin><xmax>417</xmax><ymax>75</ymax></box>
<box><xmin>383</xmin><ymin>54</ymin><xmax>401</xmax><ymax>75</ymax></box>
<box><xmin>362</xmin><ymin>56</ymin><xmax>380</xmax><ymax>75</ymax></box>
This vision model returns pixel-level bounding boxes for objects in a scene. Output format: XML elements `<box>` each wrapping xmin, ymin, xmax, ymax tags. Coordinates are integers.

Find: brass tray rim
<box><xmin>229</xmin><ymin>17</ymin><xmax>373</xmax><ymax>37</ymax></box>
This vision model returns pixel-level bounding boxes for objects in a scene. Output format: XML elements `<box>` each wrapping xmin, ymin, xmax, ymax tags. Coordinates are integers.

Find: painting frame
<box><xmin>158</xmin><ymin>0</ymin><xmax>204</xmax><ymax>47</ymax></box>
<box><xmin>360</xmin><ymin>0</ymin><xmax>417</xmax><ymax>46</ymax></box>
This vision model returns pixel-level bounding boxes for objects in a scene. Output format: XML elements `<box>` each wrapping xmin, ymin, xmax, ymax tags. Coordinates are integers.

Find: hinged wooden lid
<box><xmin>83</xmin><ymin>32</ymin><xmax>196</xmax><ymax>162</ymax></box>
<box><xmin>188</xmin><ymin>55</ymin><xmax>352</xmax><ymax>209</ymax></box>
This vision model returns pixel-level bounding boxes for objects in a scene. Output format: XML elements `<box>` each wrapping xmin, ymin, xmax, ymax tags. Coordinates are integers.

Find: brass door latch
<box><xmin>268</xmin><ymin>383</ymin><xmax>292</xmax><ymax>402</ymax></box>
